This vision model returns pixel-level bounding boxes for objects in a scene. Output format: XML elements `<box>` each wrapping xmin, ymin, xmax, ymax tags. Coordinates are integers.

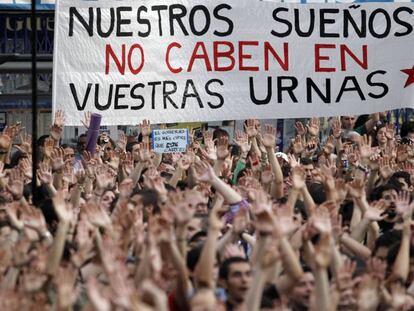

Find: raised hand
<box><xmin>38</xmin><ymin>162</ymin><xmax>53</xmax><ymax>185</ymax></box>
<box><xmin>364</xmin><ymin>200</ymin><xmax>387</xmax><ymax>221</ymax></box>
<box><xmin>50</xmin><ymin>110</ymin><xmax>65</xmax><ymax>141</ymax></box>
<box><xmin>0</xmin><ymin>128</ymin><xmax>12</xmax><ymax>151</ymax></box>
<box><xmin>139</xmin><ymin>119</ymin><xmax>152</xmax><ymax>138</ymax></box>
<box><xmin>291</xmin><ymin>166</ymin><xmax>306</xmax><ymax>190</ymax></box>
<box><xmin>233</xmin><ymin>130</ymin><xmax>251</xmax><ymax>156</ymax></box>
<box><xmin>54</xmin><ymin>265</ymin><xmax>78</xmax><ymax>309</ymax></box>
<box><xmin>292</xmin><ymin>135</ymin><xmax>305</xmax><ymax>155</ymax></box>
<box><xmin>52</xmin><ymin>190</ymin><xmax>72</xmax><ymax>222</ymax></box>
<box><xmin>216</xmin><ymin>136</ymin><xmax>229</xmax><ymax>160</ymax></box>
<box><xmin>19</xmin><ymin>157</ymin><xmax>32</xmax><ymax>179</ymax></box>
<box><xmin>323</xmin><ymin>135</ymin><xmax>335</xmax><ymax>155</ymax></box>
<box><xmin>50</xmin><ymin>147</ymin><xmax>65</xmax><ymax>171</ymax></box>
<box><xmin>193</xmin><ymin>160</ymin><xmax>216</xmax><ymax>183</ymax></box>
<box><xmin>16</xmin><ymin>132</ymin><xmax>32</xmax><ymax>155</ymax></box>
<box><xmin>347</xmin><ymin>178</ymin><xmax>365</xmax><ymax>200</ymax></box>
<box><xmin>84</xmin><ymin>201</ymin><xmax>111</xmax><ymax>227</ymax></box>
<box><xmin>262</xmin><ymin>124</ymin><xmax>276</xmax><ymax>148</ymax></box>
<box><xmin>395</xmin><ymin>190</ymin><xmax>413</xmax><ymax>220</ymax></box>
<box><xmin>117</xmin><ymin>131</ymin><xmax>127</xmax><ymax>152</ymax></box>
<box><xmin>294</xmin><ymin>121</ymin><xmax>307</xmax><ymax>137</ymax></box>
<box><xmin>244</xmin><ymin>119</ymin><xmax>258</xmax><ymax>138</ymax></box>
<box><xmin>331</xmin><ymin>118</ymin><xmax>342</xmax><ymax>139</ymax></box>
<box><xmin>307</xmin><ymin>117</ymin><xmax>320</xmax><ymax>137</ymax></box>
<box><xmin>7</xmin><ymin>168</ymin><xmax>25</xmax><ymax>200</ymax></box>
<box><xmin>379</xmin><ymin>155</ymin><xmax>394</xmax><ymax>180</ymax></box>
<box><xmin>261</xmin><ymin>164</ymin><xmax>274</xmax><ymax>185</ymax></box>
<box><xmin>358</xmin><ymin>134</ymin><xmax>373</xmax><ymax>161</ymax></box>
<box><xmin>81</xmin><ymin>111</ymin><xmax>91</xmax><ymax>129</ymax></box>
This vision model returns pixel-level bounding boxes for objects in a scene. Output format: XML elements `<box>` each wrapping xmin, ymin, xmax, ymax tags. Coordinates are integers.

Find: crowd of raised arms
<box><xmin>1</xmin><ymin>111</ymin><xmax>414</xmax><ymax>311</ymax></box>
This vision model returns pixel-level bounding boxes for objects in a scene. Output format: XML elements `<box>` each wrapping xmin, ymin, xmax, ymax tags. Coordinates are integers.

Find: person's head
<box><xmin>389</xmin><ymin>171</ymin><xmax>412</xmax><ymax>192</ymax></box>
<box><xmin>187</xmin><ymin>215</ymin><xmax>208</xmax><ymax>241</ymax></box>
<box><xmin>373</xmin><ymin>230</ymin><xmax>401</xmax><ymax>261</ymax></box>
<box><xmin>219</xmin><ymin>257</ymin><xmax>252</xmax><ymax>305</ymax></box>
<box><xmin>76</xmin><ymin>134</ymin><xmax>87</xmax><ymax>154</ymax></box>
<box><xmin>213</xmin><ymin>128</ymin><xmax>229</xmax><ymax>142</ymax></box>
<box><xmin>62</xmin><ymin>144</ymin><xmax>76</xmax><ymax>164</ymax></box>
<box><xmin>100</xmin><ymin>189</ymin><xmax>116</xmax><ymax>212</ymax></box>
<box><xmin>289</xmin><ymin>271</ymin><xmax>315</xmax><ymax>309</ymax></box>
<box><xmin>400</xmin><ymin>121</ymin><xmax>414</xmax><ymax>141</ymax></box>
<box><xmin>341</xmin><ymin>115</ymin><xmax>357</xmax><ymax>130</ymax></box>
<box><xmin>300</xmin><ymin>158</ymin><xmax>314</xmax><ymax>182</ymax></box>
<box><xmin>372</xmin><ymin>123</ymin><xmax>387</xmax><ymax>147</ymax></box>
<box><xmin>126</xmin><ymin>141</ymin><xmax>141</xmax><ymax>162</ymax></box>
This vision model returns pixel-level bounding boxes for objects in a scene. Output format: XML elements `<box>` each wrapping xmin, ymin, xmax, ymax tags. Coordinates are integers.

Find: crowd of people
<box><xmin>1</xmin><ymin>110</ymin><xmax>414</xmax><ymax>310</ymax></box>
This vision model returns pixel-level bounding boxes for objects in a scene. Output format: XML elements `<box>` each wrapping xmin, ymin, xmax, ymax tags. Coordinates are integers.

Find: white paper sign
<box><xmin>152</xmin><ymin>129</ymin><xmax>189</xmax><ymax>153</ymax></box>
<box><xmin>53</xmin><ymin>0</ymin><xmax>414</xmax><ymax>125</ymax></box>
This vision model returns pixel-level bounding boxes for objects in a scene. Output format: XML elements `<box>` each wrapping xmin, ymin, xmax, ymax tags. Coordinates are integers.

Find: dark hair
<box><xmin>373</xmin><ymin>230</ymin><xmax>402</xmax><ymax>255</ymax></box>
<box><xmin>400</xmin><ymin>121</ymin><xmax>414</xmax><ymax>138</ymax></box>
<box><xmin>219</xmin><ymin>257</ymin><xmax>250</xmax><ymax>280</ymax></box>
<box><xmin>213</xmin><ymin>128</ymin><xmax>229</xmax><ymax>141</ymax></box>
<box><xmin>187</xmin><ymin>244</ymin><xmax>204</xmax><ymax>272</ymax></box>
<box><xmin>370</xmin><ymin>183</ymin><xmax>400</xmax><ymax>201</ymax></box>
<box><xmin>300</xmin><ymin>157</ymin><xmax>313</xmax><ymax>166</ymax></box>
<box><xmin>126</xmin><ymin>141</ymin><xmax>139</xmax><ymax>153</ymax></box>
<box><xmin>390</xmin><ymin>171</ymin><xmax>412</xmax><ymax>187</ymax></box>
<box><xmin>307</xmin><ymin>183</ymin><xmax>326</xmax><ymax>204</ymax></box>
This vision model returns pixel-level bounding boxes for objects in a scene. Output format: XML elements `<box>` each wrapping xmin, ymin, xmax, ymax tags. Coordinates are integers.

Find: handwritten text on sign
<box><xmin>152</xmin><ymin>129</ymin><xmax>189</xmax><ymax>153</ymax></box>
<box><xmin>53</xmin><ymin>0</ymin><xmax>414</xmax><ymax>125</ymax></box>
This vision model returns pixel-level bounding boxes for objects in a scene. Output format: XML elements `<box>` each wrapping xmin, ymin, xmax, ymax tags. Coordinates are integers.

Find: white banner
<box><xmin>53</xmin><ymin>0</ymin><xmax>414</xmax><ymax>126</ymax></box>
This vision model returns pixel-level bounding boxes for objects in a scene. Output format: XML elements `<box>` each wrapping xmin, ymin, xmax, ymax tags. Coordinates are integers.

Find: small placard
<box><xmin>152</xmin><ymin>128</ymin><xmax>188</xmax><ymax>154</ymax></box>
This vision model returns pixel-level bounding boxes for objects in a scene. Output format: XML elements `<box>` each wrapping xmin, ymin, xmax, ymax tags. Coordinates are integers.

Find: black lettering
<box><xmin>130</xmin><ymin>83</ymin><xmax>145</xmax><ymax>110</ymax></box>
<box><xmin>116</xmin><ymin>7</ymin><xmax>133</xmax><ymax>37</ymax></box>
<box><xmin>343</xmin><ymin>9</ymin><xmax>367</xmax><ymax>38</ymax></box>
<box><xmin>69</xmin><ymin>7</ymin><xmax>93</xmax><ymax>37</ymax></box>
<box><xmin>367</xmin><ymin>70</ymin><xmax>389</xmax><ymax>99</ymax></box>
<box><xmin>70</xmin><ymin>83</ymin><xmax>92</xmax><ymax>110</ymax></box>
<box><xmin>189</xmin><ymin>5</ymin><xmax>211</xmax><ymax>36</ymax></box>
<box><xmin>163</xmin><ymin>80</ymin><xmax>179</xmax><ymax>108</ymax></box>
<box><xmin>368</xmin><ymin>9</ymin><xmax>391</xmax><ymax>38</ymax></box>
<box><xmin>249</xmin><ymin>76</ymin><xmax>272</xmax><ymax>105</ymax></box>
<box><xmin>169</xmin><ymin>4</ymin><xmax>189</xmax><ymax>36</ymax></box>
<box><xmin>96</xmin><ymin>8</ymin><xmax>114</xmax><ymax>38</ymax></box>
<box><xmin>277</xmin><ymin>76</ymin><xmax>298</xmax><ymax>103</ymax></box>
<box><xmin>152</xmin><ymin>5</ymin><xmax>168</xmax><ymax>36</ymax></box>
<box><xmin>306</xmin><ymin>78</ymin><xmax>331</xmax><ymax>103</ymax></box>
<box><xmin>394</xmin><ymin>7</ymin><xmax>413</xmax><ymax>37</ymax></box>
<box><xmin>205</xmin><ymin>79</ymin><xmax>224</xmax><ymax>109</ymax></box>
<box><xmin>95</xmin><ymin>84</ymin><xmax>113</xmax><ymax>110</ymax></box>
<box><xmin>213</xmin><ymin>4</ymin><xmax>233</xmax><ymax>36</ymax></box>
<box><xmin>137</xmin><ymin>6</ymin><xmax>151</xmax><ymax>37</ymax></box>
<box><xmin>181</xmin><ymin>79</ymin><xmax>203</xmax><ymax>109</ymax></box>
<box><xmin>294</xmin><ymin>8</ymin><xmax>314</xmax><ymax>37</ymax></box>
<box><xmin>148</xmin><ymin>81</ymin><xmax>162</xmax><ymax>109</ymax></box>
<box><xmin>335</xmin><ymin>76</ymin><xmax>365</xmax><ymax>102</ymax></box>
<box><xmin>320</xmin><ymin>9</ymin><xmax>340</xmax><ymax>38</ymax></box>
<box><xmin>271</xmin><ymin>8</ymin><xmax>292</xmax><ymax>37</ymax></box>
<box><xmin>114</xmin><ymin>84</ymin><xmax>129</xmax><ymax>109</ymax></box>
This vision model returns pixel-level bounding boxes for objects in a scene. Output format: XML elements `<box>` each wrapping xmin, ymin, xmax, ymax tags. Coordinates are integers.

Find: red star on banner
<box><xmin>401</xmin><ymin>66</ymin><xmax>414</xmax><ymax>88</ymax></box>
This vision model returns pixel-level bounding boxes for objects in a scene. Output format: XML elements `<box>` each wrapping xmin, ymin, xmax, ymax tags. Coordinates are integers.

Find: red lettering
<box><xmin>264</xmin><ymin>42</ymin><xmax>289</xmax><ymax>71</ymax></box>
<box><xmin>105</xmin><ymin>44</ymin><xmax>126</xmax><ymax>75</ymax></box>
<box><xmin>239</xmin><ymin>41</ymin><xmax>259</xmax><ymax>71</ymax></box>
<box><xmin>314</xmin><ymin>44</ymin><xmax>336</xmax><ymax>72</ymax></box>
<box><xmin>340</xmin><ymin>44</ymin><xmax>368</xmax><ymax>71</ymax></box>
<box><xmin>166</xmin><ymin>42</ymin><xmax>183</xmax><ymax>74</ymax></box>
<box><xmin>187</xmin><ymin>42</ymin><xmax>212</xmax><ymax>72</ymax></box>
<box><xmin>128</xmin><ymin>44</ymin><xmax>144</xmax><ymax>75</ymax></box>
<box><xmin>213</xmin><ymin>41</ymin><xmax>235</xmax><ymax>72</ymax></box>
